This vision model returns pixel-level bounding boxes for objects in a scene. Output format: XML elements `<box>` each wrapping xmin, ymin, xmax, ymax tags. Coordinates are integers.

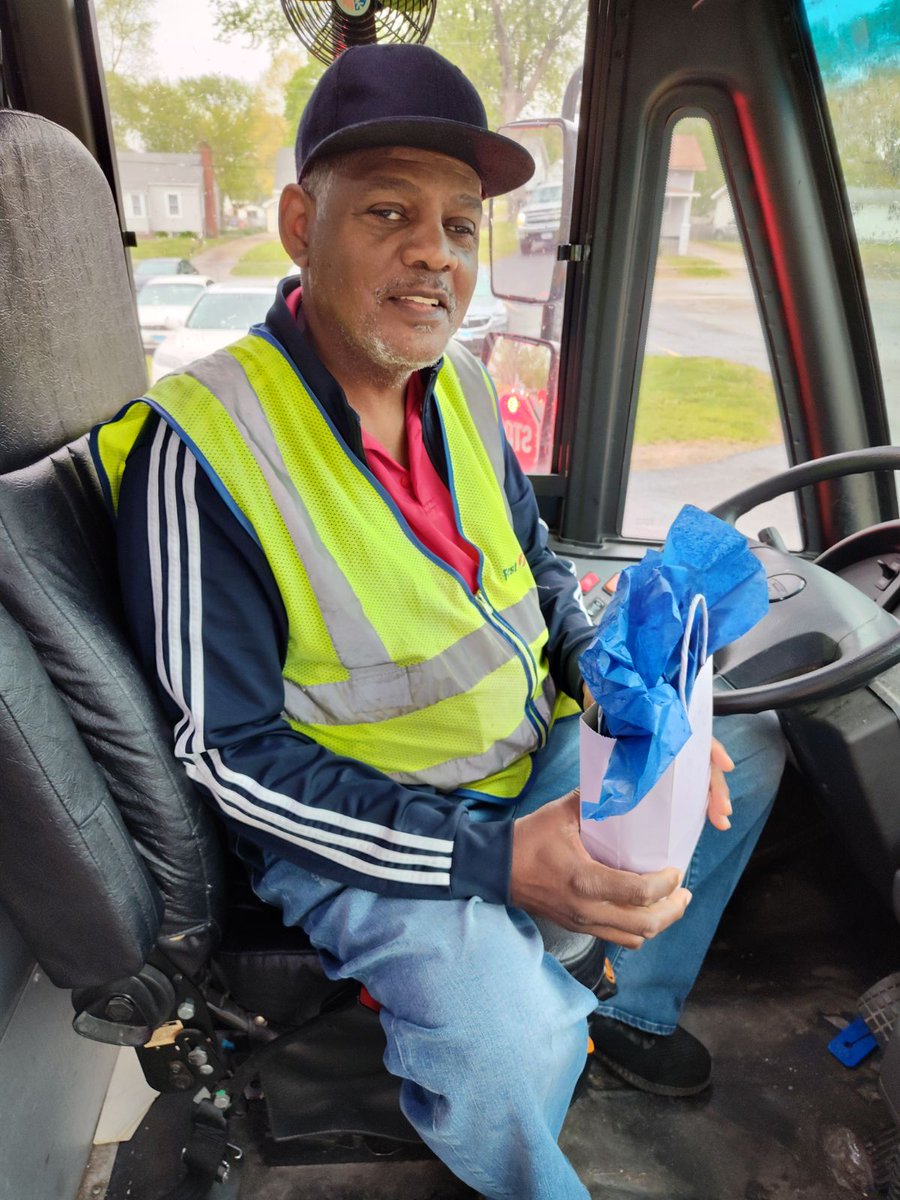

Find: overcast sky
<box><xmin>149</xmin><ymin>0</ymin><xmax>278</xmax><ymax>82</ymax></box>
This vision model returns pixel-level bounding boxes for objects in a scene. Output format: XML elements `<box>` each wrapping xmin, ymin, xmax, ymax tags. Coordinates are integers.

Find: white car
<box><xmin>149</xmin><ymin>285</ymin><xmax>273</xmax><ymax>383</ymax></box>
<box><xmin>138</xmin><ymin>275</ymin><xmax>215</xmax><ymax>355</ymax></box>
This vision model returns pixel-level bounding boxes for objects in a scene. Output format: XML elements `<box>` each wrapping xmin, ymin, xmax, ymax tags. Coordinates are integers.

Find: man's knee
<box><xmin>385</xmin><ymin>997</ymin><xmax>589</xmax><ymax>1111</ymax></box>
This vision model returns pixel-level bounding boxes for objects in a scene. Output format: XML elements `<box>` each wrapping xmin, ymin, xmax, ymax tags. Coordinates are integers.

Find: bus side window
<box><xmin>621</xmin><ymin>117</ymin><xmax>802</xmax><ymax>548</ymax></box>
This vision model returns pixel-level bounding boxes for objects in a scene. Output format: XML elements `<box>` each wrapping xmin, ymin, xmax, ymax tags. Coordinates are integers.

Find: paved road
<box><xmin>646</xmin><ymin>275</ymin><xmax>769</xmax><ymax>372</ymax></box>
<box><xmin>623</xmin><ymin>444</ymin><xmax>802</xmax><ymax>547</ymax></box>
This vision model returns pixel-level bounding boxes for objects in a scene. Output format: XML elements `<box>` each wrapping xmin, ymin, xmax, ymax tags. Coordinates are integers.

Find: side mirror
<box><xmin>489</xmin><ymin>118</ymin><xmax>577</xmax><ymax>305</ymax></box>
<box><xmin>485</xmin><ymin>334</ymin><xmax>559</xmax><ymax>475</ymax></box>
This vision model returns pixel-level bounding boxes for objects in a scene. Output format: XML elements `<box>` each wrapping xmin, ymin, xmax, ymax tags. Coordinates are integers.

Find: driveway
<box><xmin>191</xmin><ymin>233</ymin><xmax>277</xmax><ymax>282</ymax></box>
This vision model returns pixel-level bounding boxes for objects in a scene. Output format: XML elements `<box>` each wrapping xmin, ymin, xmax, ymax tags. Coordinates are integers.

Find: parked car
<box><xmin>131</xmin><ymin>256</ymin><xmax>200</xmax><ymax>292</ymax></box>
<box><xmin>452</xmin><ymin>267</ymin><xmax>508</xmax><ymax>357</ymax></box>
<box><xmin>137</xmin><ymin>275</ymin><xmax>214</xmax><ymax>355</ymax></box>
<box><xmin>516</xmin><ymin>181</ymin><xmax>563</xmax><ymax>254</ymax></box>
<box><xmin>149</xmin><ymin>284</ymin><xmax>273</xmax><ymax>382</ymax></box>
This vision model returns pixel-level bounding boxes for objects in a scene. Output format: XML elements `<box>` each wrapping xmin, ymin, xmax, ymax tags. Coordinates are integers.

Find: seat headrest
<box><xmin>0</xmin><ymin>110</ymin><xmax>147</xmax><ymax>472</ymax></box>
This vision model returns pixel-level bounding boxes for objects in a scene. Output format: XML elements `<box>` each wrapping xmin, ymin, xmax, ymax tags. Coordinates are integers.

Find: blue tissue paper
<box><xmin>579</xmin><ymin>505</ymin><xmax>768</xmax><ymax>821</ymax></box>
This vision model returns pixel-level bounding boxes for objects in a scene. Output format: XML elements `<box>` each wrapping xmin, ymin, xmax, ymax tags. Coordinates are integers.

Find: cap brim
<box><xmin>302</xmin><ymin>116</ymin><xmax>535</xmax><ymax>198</ymax></box>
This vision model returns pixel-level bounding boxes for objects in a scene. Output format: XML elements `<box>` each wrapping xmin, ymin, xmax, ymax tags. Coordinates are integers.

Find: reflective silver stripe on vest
<box><xmin>282</xmin><ymin>589</ymin><xmax>549</xmax><ymax>725</ymax></box>
<box><xmin>442</xmin><ymin>343</ymin><xmax>514</xmax><ymax>528</ymax></box>
<box><xmin>384</xmin><ymin>706</ymin><xmax>545</xmax><ymax>789</ymax></box>
<box><xmin>187</xmin><ymin>350</ymin><xmax>393</xmax><ymax>668</ymax></box>
<box><xmin>538</xmin><ymin>671</ymin><xmax>557</xmax><ymax>723</ymax></box>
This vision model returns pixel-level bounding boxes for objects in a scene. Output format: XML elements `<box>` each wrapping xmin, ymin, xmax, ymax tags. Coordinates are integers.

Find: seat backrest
<box><xmin>0</xmin><ymin>110</ymin><xmax>146</xmax><ymax>472</ymax></box>
<box><xmin>0</xmin><ymin>109</ymin><xmax>225</xmax><ymax>979</ymax></box>
<box><xmin>0</xmin><ymin>600</ymin><xmax>162</xmax><ymax>986</ymax></box>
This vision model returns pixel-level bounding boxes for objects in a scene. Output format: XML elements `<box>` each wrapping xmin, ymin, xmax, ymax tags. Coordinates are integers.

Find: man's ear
<box><xmin>279</xmin><ymin>183</ymin><xmax>315</xmax><ymax>268</ymax></box>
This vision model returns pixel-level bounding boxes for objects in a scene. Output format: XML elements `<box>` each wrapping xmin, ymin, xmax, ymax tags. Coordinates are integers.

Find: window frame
<box><xmin>554</xmin><ymin>0</ymin><xmax>892</xmax><ymax>556</ymax></box>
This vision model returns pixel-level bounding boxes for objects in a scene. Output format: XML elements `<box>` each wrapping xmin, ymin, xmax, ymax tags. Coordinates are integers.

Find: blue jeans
<box><xmin>254</xmin><ymin>709</ymin><xmax>784</xmax><ymax>1200</ymax></box>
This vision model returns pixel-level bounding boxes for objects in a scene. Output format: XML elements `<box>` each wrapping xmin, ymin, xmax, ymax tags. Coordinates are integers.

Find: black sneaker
<box><xmin>590</xmin><ymin>1015</ymin><xmax>712</xmax><ymax>1096</ymax></box>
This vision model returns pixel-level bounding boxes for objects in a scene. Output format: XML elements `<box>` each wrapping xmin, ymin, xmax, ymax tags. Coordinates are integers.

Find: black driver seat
<box><xmin>0</xmin><ymin>107</ymin><xmax>342</xmax><ymax>1036</ymax></box>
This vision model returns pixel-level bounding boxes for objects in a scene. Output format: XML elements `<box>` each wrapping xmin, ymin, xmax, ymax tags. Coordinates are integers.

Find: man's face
<box><xmin>281</xmin><ymin>146</ymin><xmax>483</xmax><ymax>381</ymax></box>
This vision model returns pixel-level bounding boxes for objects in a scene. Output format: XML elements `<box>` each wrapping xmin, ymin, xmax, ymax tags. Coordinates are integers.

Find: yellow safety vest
<box><xmin>96</xmin><ymin>331</ymin><xmax>579</xmax><ymax>798</ymax></box>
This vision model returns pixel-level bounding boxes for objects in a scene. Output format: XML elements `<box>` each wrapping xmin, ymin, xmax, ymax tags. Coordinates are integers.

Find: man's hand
<box><xmin>510</xmin><ymin>790</ymin><xmax>692</xmax><ymax>949</ymax></box>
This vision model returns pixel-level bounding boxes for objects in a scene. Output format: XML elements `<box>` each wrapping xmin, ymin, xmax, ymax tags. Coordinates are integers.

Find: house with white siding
<box><xmin>117</xmin><ymin>149</ymin><xmax>219</xmax><ymax>237</ymax></box>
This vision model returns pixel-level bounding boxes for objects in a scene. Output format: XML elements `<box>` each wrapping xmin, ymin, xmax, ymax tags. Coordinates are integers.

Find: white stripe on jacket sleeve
<box><xmin>146</xmin><ymin>424</ymin><xmax>454</xmax><ymax>886</ymax></box>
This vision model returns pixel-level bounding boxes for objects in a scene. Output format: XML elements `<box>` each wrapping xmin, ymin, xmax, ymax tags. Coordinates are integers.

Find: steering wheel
<box><xmin>708</xmin><ymin>447</ymin><xmax>900</xmax><ymax>716</ymax></box>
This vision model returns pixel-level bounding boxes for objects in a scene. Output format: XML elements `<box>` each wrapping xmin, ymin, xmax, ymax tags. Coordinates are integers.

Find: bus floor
<box><xmin>103</xmin><ymin>768</ymin><xmax>898</xmax><ymax>1200</ymax></box>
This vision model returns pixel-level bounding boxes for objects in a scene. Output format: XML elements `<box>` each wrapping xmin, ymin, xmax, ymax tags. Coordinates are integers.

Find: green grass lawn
<box><xmin>657</xmin><ymin>255</ymin><xmax>728</xmax><ymax>278</ymax></box>
<box><xmin>708</xmin><ymin>240</ymin><xmax>742</xmax><ymax>254</ymax></box>
<box><xmin>858</xmin><ymin>240</ymin><xmax>900</xmax><ymax>279</ymax></box>
<box><xmin>232</xmin><ymin>239</ymin><xmax>296</xmax><ymax>277</ymax></box>
<box><xmin>634</xmin><ymin>356</ymin><xmax>780</xmax><ymax>445</ymax></box>
<box><xmin>130</xmin><ymin>232</ymin><xmax>246</xmax><ymax>261</ymax></box>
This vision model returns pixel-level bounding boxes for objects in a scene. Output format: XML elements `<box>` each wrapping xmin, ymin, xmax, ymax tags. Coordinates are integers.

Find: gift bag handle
<box><xmin>679</xmin><ymin>594</ymin><xmax>709</xmax><ymax>709</ymax></box>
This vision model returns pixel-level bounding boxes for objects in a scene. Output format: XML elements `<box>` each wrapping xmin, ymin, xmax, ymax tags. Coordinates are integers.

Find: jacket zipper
<box><xmin>425</xmin><ymin>382</ymin><xmax>549</xmax><ymax>748</ymax></box>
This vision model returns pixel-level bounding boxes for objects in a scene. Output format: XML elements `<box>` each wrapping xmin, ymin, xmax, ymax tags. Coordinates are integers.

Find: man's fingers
<box><xmin>569</xmin><ymin>859</ymin><xmax>692</xmax><ymax>939</ymax></box>
<box><xmin>578</xmin><ymin>861</ymin><xmax>683</xmax><ymax>909</ymax></box>
<box><xmin>707</xmin><ymin>763</ymin><xmax>732</xmax><ymax>829</ymax></box>
<box><xmin>574</xmin><ymin>886</ymin><xmax>693</xmax><ymax>943</ymax></box>
<box><xmin>593</xmin><ymin>928</ymin><xmax>646</xmax><ymax>951</ymax></box>
<box><xmin>711</xmin><ymin>737</ymin><xmax>734</xmax><ymax>772</ymax></box>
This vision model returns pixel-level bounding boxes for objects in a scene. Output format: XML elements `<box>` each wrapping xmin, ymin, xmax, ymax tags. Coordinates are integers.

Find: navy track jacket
<box><xmin>116</xmin><ymin>276</ymin><xmax>596</xmax><ymax>904</ymax></box>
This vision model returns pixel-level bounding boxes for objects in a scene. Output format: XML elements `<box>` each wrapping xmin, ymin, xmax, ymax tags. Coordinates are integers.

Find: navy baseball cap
<box><xmin>294</xmin><ymin>44</ymin><xmax>535</xmax><ymax>199</ymax></box>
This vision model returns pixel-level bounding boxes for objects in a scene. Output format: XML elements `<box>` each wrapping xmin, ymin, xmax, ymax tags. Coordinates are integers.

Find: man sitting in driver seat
<box><xmin>96</xmin><ymin>44</ymin><xmax>785</xmax><ymax>1200</ymax></box>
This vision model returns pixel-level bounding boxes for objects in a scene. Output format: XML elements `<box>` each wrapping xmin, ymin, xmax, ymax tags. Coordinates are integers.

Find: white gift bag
<box><xmin>579</xmin><ymin>595</ymin><xmax>713</xmax><ymax>876</ymax></box>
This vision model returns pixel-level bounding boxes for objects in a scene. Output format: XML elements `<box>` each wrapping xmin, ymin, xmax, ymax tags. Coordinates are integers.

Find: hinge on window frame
<box><xmin>556</xmin><ymin>243</ymin><xmax>589</xmax><ymax>263</ymax></box>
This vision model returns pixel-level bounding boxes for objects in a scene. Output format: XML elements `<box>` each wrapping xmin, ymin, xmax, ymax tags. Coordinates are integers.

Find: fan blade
<box><xmin>281</xmin><ymin>0</ymin><xmax>339</xmax><ymax>66</ymax></box>
<box><xmin>376</xmin><ymin>0</ymin><xmax>435</xmax><ymax>40</ymax></box>
<box><xmin>379</xmin><ymin>0</ymin><xmax>433</xmax><ymax>10</ymax></box>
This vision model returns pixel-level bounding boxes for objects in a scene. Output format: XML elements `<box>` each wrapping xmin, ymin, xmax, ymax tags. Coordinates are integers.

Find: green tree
<box><xmin>283</xmin><ymin>60</ymin><xmax>327</xmax><ymax>142</ymax></box>
<box><xmin>429</xmin><ymin>0</ymin><xmax>587</xmax><ymax>126</ymax></box>
<box><xmin>95</xmin><ymin>0</ymin><xmax>155</xmax><ymax>75</ymax></box>
<box><xmin>826</xmin><ymin>68</ymin><xmax>900</xmax><ymax>188</ymax></box>
<box><xmin>806</xmin><ymin>2</ymin><xmax>900</xmax><ymax>189</ymax></box>
<box><xmin>109</xmin><ymin>73</ymin><xmax>284</xmax><ymax>201</ymax></box>
<box><xmin>211</xmin><ymin>0</ymin><xmax>292</xmax><ymax>47</ymax></box>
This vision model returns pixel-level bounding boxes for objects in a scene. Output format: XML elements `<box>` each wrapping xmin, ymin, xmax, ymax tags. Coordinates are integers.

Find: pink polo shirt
<box><xmin>287</xmin><ymin>292</ymin><xmax>481</xmax><ymax>593</ymax></box>
<box><xmin>361</xmin><ymin>373</ymin><xmax>481</xmax><ymax>594</ymax></box>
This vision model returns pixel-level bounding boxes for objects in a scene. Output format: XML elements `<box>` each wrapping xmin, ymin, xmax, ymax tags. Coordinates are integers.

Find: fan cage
<box><xmin>280</xmin><ymin>0</ymin><xmax>437</xmax><ymax>67</ymax></box>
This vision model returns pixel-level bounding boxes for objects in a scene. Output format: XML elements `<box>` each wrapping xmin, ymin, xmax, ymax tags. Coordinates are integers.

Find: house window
<box><xmin>128</xmin><ymin>193</ymin><xmax>144</xmax><ymax>218</ymax></box>
<box><xmin>166</xmin><ymin>193</ymin><xmax>181</xmax><ymax>217</ymax></box>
